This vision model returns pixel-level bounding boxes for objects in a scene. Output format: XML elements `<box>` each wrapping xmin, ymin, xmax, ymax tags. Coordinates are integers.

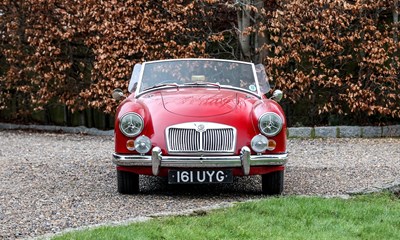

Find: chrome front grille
<box><xmin>166</xmin><ymin>122</ymin><xmax>236</xmax><ymax>154</ymax></box>
<box><xmin>168</xmin><ymin>128</ymin><xmax>201</xmax><ymax>152</ymax></box>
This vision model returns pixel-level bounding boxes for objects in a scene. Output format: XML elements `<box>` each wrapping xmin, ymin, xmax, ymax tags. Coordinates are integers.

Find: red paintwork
<box><xmin>114</xmin><ymin>86</ymin><xmax>287</xmax><ymax>176</ymax></box>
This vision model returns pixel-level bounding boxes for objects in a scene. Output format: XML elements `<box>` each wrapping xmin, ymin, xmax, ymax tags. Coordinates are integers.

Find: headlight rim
<box><xmin>258</xmin><ymin>112</ymin><xmax>283</xmax><ymax>137</ymax></box>
<box><xmin>119</xmin><ymin>112</ymin><xmax>144</xmax><ymax>137</ymax></box>
<box><xmin>134</xmin><ymin>135</ymin><xmax>152</xmax><ymax>154</ymax></box>
<box><xmin>251</xmin><ymin>134</ymin><xmax>269</xmax><ymax>153</ymax></box>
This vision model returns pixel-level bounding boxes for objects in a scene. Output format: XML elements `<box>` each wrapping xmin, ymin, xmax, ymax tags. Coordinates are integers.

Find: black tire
<box><xmin>117</xmin><ymin>170</ymin><xmax>139</xmax><ymax>194</ymax></box>
<box><xmin>261</xmin><ymin>170</ymin><xmax>284</xmax><ymax>195</ymax></box>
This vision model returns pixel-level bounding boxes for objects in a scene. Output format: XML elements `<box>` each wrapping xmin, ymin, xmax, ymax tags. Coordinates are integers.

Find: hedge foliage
<box><xmin>0</xmin><ymin>0</ymin><xmax>399</xmax><ymax>126</ymax></box>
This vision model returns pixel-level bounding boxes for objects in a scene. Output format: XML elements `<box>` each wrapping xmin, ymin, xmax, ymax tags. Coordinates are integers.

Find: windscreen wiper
<box><xmin>183</xmin><ymin>82</ymin><xmax>221</xmax><ymax>89</ymax></box>
<box><xmin>143</xmin><ymin>83</ymin><xmax>180</xmax><ymax>91</ymax></box>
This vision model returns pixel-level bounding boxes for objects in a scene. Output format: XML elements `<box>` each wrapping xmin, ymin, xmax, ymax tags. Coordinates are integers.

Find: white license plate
<box><xmin>168</xmin><ymin>169</ymin><xmax>233</xmax><ymax>184</ymax></box>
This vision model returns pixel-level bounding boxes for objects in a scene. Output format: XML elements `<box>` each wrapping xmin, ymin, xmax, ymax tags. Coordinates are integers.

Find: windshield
<box><xmin>136</xmin><ymin>59</ymin><xmax>262</xmax><ymax>95</ymax></box>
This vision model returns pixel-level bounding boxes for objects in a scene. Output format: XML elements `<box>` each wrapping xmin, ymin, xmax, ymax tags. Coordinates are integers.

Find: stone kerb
<box><xmin>339</xmin><ymin>126</ymin><xmax>361</xmax><ymax>138</ymax></box>
<box><xmin>361</xmin><ymin>126</ymin><xmax>382</xmax><ymax>138</ymax></box>
<box><xmin>315</xmin><ymin>126</ymin><xmax>338</xmax><ymax>138</ymax></box>
<box><xmin>286</xmin><ymin>127</ymin><xmax>313</xmax><ymax>138</ymax></box>
<box><xmin>382</xmin><ymin>125</ymin><xmax>400</xmax><ymax>137</ymax></box>
<box><xmin>288</xmin><ymin>125</ymin><xmax>400</xmax><ymax>138</ymax></box>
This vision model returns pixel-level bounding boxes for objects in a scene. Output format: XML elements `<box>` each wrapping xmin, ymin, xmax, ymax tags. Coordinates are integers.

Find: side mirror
<box><xmin>112</xmin><ymin>88</ymin><xmax>125</xmax><ymax>101</ymax></box>
<box><xmin>270</xmin><ymin>90</ymin><xmax>283</xmax><ymax>102</ymax></box>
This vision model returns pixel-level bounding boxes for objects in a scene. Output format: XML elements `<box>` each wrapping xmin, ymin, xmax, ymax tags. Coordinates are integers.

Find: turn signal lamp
<box><xmin>126</xmin><ymin>139</ymin><xmax>135</xmax><ymax>151</ymax></box>
<box><xmin>267</xmin><ymin>139</ymin><xmax>277</xmax><ymax>151</ymax></box>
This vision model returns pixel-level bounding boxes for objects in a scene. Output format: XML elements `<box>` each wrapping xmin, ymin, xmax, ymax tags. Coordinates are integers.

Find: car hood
<box><xmin>160</xmin><ymin>88</ymin><xmax>239</xmax><ymax>117</ymax></box>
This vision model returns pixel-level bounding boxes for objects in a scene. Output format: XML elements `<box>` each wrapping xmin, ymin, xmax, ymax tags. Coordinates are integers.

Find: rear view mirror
<box><xmin>271</xmin><ymin>90</ymin><xmax>283</xmax><ymax>102</ymax></box>
<box><xmin>112</xmin><ymin>88</ymin><xmax>125</xmax><ymax>101</ymax></box>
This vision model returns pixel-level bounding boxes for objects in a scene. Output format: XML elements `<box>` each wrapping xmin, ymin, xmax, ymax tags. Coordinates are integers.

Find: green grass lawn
<box><xmin>53</xmin><ymin>192</ymin><xmax>400</xmax><ymax>240</ymax></box>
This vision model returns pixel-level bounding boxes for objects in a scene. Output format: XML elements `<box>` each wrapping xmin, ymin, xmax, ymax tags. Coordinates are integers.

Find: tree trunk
<box><xmin>393</xmin><ymin>0</ymin><xmax>398</xmax><ymax>76</ymax></box>
<box><xmin>237</xmin><ymin>0</ymin><xmax>252</xmax><ymax>61</ymax></box>
<box><xmin>394</xmin><ymin>0</ymin><xmax>399</xmax><ymax>44</ymax></box>
<box><xmin>237</xmin><ymin>0</ymin><xmax>267</xmax><ymax>63</ymax></box>
<box><xmin>253</xmin><ymin>0</ymin><xmax>267</xmax><ymax>64</ymax></box>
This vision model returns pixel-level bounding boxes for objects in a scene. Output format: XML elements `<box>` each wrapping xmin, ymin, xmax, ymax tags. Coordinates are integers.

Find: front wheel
<box><xmin>261</xmin><ymin>170</ymin><xmax>284</xmax><ymax>195</ymax></box>
<box><xmin>117</xmin><ymin>170</ymin><xmax>139</xmax><ymax>194</ymax></box>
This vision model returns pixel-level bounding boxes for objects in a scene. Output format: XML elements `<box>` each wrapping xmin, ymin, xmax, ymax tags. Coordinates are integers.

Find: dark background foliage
<box><xmin>0</xmin><ymin>0</ymin><xmax>399</xmax><ymax>129</ymax></box>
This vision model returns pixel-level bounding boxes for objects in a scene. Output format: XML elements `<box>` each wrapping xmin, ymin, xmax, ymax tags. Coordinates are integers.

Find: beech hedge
<box><xmin>0</xmin><ymin>0</ymin><xmax>399</xmax><ymax>127</ymax></box>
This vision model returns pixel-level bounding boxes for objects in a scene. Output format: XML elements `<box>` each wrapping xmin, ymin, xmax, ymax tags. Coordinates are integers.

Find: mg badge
<box><xmin>195</xmin><ymin>123</ymin><xmax>206</xmax><ymax>132</ymax></box>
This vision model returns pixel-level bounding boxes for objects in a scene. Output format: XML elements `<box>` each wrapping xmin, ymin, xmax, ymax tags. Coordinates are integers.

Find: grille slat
<box><xmin>167</xmin><ymin>123</ymin><xmax>236</xmax><ymax>154</ymax></box>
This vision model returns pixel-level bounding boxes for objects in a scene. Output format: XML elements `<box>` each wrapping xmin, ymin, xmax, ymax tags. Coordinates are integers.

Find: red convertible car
<box><xmin>112</xmin><ymin>58</ymin><xmax>288</xmax><ymax>195</ymax></box>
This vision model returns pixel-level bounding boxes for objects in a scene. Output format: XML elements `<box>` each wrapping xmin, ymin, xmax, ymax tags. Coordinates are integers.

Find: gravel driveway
<box><xmin>0</xmin><ymin>130</ymin><xmax>399</xmax><ymax>239</ymax></box>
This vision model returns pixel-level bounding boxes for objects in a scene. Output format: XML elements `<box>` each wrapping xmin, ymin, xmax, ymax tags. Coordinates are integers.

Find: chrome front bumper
<box><xmin>112</xmin><ymin>146</ymin><xmax>288</xmax><ymax>176</ymax></box>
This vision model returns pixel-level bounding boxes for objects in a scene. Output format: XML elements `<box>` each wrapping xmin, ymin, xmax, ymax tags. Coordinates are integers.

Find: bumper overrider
<box><xmin>112</xmin><ymin>146</ymin><xmax>288</xmax><ymax>176</ymax></box>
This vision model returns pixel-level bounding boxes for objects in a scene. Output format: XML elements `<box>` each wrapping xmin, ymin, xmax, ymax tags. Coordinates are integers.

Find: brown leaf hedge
<box><xmin>0</xmin><ymin>0</ymin><xmax>399</xmax><ymax>126</ymax></box>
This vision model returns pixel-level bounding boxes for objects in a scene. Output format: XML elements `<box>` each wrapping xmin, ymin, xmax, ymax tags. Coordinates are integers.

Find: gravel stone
<box><xmin>0</xmin><ymin>130</ymin><xmax>399</xmax><ymax>239</ymax></box>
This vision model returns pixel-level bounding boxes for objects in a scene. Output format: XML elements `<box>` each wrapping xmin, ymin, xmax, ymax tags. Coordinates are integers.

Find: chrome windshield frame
<box><xmin>134</xmin><ymin>58</ymin><xmax>263</xmax><ymax>98</ymax></box>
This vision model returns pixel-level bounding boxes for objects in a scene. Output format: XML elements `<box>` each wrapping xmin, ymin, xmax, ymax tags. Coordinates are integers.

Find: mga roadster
<box><xmin>112</xmin><ymin>58</ymin><xmax>288</xmax><ymax>195</ymax></box>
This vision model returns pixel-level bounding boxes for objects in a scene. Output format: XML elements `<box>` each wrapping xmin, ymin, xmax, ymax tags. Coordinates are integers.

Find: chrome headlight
<box><xmin>134</xmin><ymin>136</ymin><xmax>152</xmax><ymax>154</ymax></box>
<box><xmin>251</xmin><ymin>134</ymin><xmax>268</xmax><ymax>153</ymax></box>
<box><xmin>119</xmin><ymin>113</ymin><xmax>144</xmax><ymax>137</ymax></box>
<box><xmin>258</xmin><ymin>112</ymin><xmax>283</xmax><ymax>136</ymax></box>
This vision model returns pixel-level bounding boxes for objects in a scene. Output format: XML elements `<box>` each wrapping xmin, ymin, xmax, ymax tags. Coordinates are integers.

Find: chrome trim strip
<box><xmin>112</xmin><ymin>147</ymin><xmax>288</xmax><ymax>176</ymax></box>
